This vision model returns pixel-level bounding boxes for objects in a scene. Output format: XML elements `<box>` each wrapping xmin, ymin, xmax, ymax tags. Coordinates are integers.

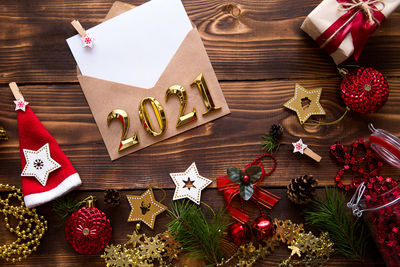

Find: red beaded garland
<box><xmin>65</xmin><ymin>206</ymin><xmax>112</xmax><ymax>254</ymax></box>
<box><xmin>330</xmin><ymin>139</ymin><xmax>383</xmax><ymax>191</ymax></box>
<box><xmin>340</xmin><ymin>67</ymin><xmax>389</xmax><ymax>114</ymax></box>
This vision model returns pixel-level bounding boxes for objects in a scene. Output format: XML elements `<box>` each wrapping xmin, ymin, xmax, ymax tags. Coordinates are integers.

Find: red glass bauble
<box><xmin>229</xmin><ymin>222</ymin><xmax>251</xmax><ymax>245</ymax></box>
<box><xmin>65</xmin><ymin>206</ymin><xmax>112</xmax><ymax>254</ymax></box>
<box><xmin>340</xmin><ymin>67</ymin><xmax>389</xmax><ymax>114</ymax></box>
<box><xmin>251</xmin><ymin>216</ymin><xmax>273</xmax><ymax>241</ymax></box>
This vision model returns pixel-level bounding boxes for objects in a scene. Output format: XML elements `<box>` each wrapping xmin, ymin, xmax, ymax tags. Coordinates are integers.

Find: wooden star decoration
<box><xmin>126</xmin><ymin>188</ymin><xmax>167</xmax><ymax>229</ymax></box>
<box><xmin>21</xmin><ymin>143</ymin><xmax>61</xmax><ymax>186</ymax></box>
<box><xmin>283</xmin><ymin>83</ymin><xmax>325</xmax><ymax>124</ymax></box>
<box><xmin>169</xmin><ymin>162</ymin><xmax>212</xmax><ymax>205</ymax></box>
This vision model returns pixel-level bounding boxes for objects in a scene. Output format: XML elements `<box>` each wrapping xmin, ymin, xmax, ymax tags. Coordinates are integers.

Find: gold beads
<box><xmin>0</xmin><ymin>184</ymin><xmax>47</xmax><ymax>263</ymax></box>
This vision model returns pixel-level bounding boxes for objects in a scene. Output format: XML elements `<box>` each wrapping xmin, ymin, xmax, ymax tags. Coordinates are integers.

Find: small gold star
<box><xmin>288</xmin><ymin>245</ymin><xmax>302</xmax><ymax>257</ymax></box>
<box><xmin>183</xmin><ymin>177</ymin><xmax>196</xmax><ymax>190</ymax></box>
<box><xmin>283</xmin><ymin>83</ymin><xmax>325</xmax><ymax>124</ymax></box>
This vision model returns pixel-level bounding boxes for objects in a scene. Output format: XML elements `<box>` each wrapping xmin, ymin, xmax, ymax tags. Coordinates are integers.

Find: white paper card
<box><xmin>66</xmin><ymin>0</ymin><xmax>193</xmax><ymax>88</ymax></box>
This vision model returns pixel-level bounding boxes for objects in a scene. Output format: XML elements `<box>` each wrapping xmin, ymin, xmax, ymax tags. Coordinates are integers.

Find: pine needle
<box><xmin>261</xmin><ymin>134</ymin><xmax>280</xmax><ymax>153</ymax></box>
<box><xmin>167</xmin><ymin>200</ymin><xmax>230</xmax><ymax>266</ymax></box>
<box><xmin>52</xmin><ymin>194</ymin><xmax>82</xmax><ymax>223</ymax></box>
<box><xmin>304</xmin><ymin>187</ymin><xmax>370</xmax><ymax>262</ymax></box>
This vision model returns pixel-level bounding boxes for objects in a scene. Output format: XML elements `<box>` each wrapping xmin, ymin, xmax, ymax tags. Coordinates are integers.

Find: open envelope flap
<box><xmin>77</xmin><ymin>26</ymin><xmax>230</xmax><ymax>160</ymax></box>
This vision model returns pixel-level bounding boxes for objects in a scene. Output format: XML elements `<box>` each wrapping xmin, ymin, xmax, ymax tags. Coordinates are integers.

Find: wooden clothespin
<box><xmin>9</xmin><ymin>82</ymin><xmax>23</xmax><ymax>100</ymax></box>
<box><xmin>9</xmin><ymin>82</ymin><xmax>29</xmax><ymax>112</ymax></box>
<box><xmin>71</xmin><ymin>20</ymin><xmax>94</xmax><ymax>48</ymax></box>
<box><xmin>292</xmin><ymin>139</ymin><xmax>322</xmax><ymax>162</ymax></box>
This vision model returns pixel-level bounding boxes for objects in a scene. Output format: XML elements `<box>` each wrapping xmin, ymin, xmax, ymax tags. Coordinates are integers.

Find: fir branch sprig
<box><xmin>304</xmin><ymin>187</ymin><xmax>370</xmax><ymax>262</ymax></box>
<box><xmin>261</xmin><ymin>134</ymin><xmax>280</xmax><ymax>153</ymax></box>
<box><xmin>167</xmin><ymin>200</ymin><xmax>230</xmax><ymax>266</ymax></box>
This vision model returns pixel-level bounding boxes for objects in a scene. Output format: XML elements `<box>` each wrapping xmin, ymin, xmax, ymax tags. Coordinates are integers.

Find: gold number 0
<box><xmin>166</xmin><ymin>85</ymin><xmax>197</xmax><ymax>128</ymax></box>
<box><xmin>191</xmin><ymin>73</ymin><xmax>221</xmax><ymax>115</ymax></box>
<box><xmin>107</xmin><ymin>109</ymin><xmax>139</xmax><ymax>151</ymax></box>
<box><xmin>138</xmin><ymin>97</ymin><xmax>167</xmax><ymax>137</ymax></box>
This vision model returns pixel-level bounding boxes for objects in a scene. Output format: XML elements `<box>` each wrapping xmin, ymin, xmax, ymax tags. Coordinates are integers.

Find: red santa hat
<box><xmin>10</xmin><ymin>83</ymin><xmax>82</xmax><ymax>208</ymax></box>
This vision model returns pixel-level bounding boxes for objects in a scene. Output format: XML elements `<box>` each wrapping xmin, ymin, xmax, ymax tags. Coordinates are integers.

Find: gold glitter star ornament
<box><xmin>283</xmin><ymin>83</ymin><xmax>326</xmax><ymax>124</ymax></box>
<box><xmin>127</xmin><ymin>188</ymin><xmax>167</xmax><ymax>229</ymax></box>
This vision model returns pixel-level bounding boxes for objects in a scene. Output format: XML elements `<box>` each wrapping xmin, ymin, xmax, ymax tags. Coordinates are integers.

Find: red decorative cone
<box><xmin>11</xmin><ymin>83</ymin><xmax>82</xmax><ymax>208</ymax></box>
<box><xmin>340</xmin><ymin>67</ymin><xmax>389</xmax><ymax>114</ymax></box>
<box><xmin>65</xmin><ymin>205</ymin><xmax>112</xmax><ymax>254</ymax></box>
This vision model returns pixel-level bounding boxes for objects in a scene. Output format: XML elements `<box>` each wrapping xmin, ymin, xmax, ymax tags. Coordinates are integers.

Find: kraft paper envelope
<box><xmin>69</xmin><ymin>1</ymin><xmax>230</xmax><ymax>160</ymax></box>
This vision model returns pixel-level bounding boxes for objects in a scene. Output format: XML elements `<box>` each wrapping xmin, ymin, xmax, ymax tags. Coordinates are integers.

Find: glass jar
<box><xmin>369</xmin><ymin>124</ymin><xmax>400</xmax><ymax>168</ymax></box>
<box><xmin>349</xmin><ymin>182</ymin><xmax>400</xmax><ymax>266</ymax></box>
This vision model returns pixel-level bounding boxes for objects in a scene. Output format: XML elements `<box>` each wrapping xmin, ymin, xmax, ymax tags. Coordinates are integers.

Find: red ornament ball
<box><xmin>242</xmin><ymin>175</ymin><xmax>250</xmax><ymax>183</ymax></box>
<box><xmin>229</xmin><ymin>222</ymin><xmax>251</xmax><ymax>245</ymax></box>
<box><xmin>340</xmin><ymin>67</ymin><xmax>389</xmax><ymax>114</ymax></box>
<box><xmin>251</xmin><ymin>216</ymin><xmax>273</xmax><ymax>241</ymax></box>
<box><xmin>65</xmin><ymin>206</ymin><xmax>112</xmax><ymax>254</ymax></box>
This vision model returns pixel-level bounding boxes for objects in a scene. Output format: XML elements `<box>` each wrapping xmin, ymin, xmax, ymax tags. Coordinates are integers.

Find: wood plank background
<box><xmin>0</xmin><ymin>0</ymin><xmax>399</xmax><ymax>266</ymax></box>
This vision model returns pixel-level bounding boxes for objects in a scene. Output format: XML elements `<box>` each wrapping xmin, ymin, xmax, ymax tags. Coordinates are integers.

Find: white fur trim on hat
<box><xmin>24</xmin><ymin>173</ymin><xmax>82</xmax><ymax>208</ymax></box>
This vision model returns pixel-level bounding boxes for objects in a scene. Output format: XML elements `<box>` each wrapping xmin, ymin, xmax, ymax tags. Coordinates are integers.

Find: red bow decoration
<box><xmin>216</xmin><ymin>154</ymin><xmax>280</xmax><ymax>224</ymax></box>
<box><xmin>316</xmin><ymin>0</ymin><xmax>385</xmax><ymax>61</ymax></box>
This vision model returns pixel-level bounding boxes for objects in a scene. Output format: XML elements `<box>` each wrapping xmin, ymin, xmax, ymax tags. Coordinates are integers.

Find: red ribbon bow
<box><xmin>216</xmin><ymin>154</ymin><xmax>280</xmax><ymax>224</ymax></box>
<box><xmin>316</xmin><ymin>0</ymin><xmax>385</xmax><ymax>61</ymax></box>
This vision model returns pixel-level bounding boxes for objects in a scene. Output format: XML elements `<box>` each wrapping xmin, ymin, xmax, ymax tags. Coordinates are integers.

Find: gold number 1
<box><xmin>191</xmin><ymin>73</ymin><xmax>221</xmax><ymax>115</ymax></box>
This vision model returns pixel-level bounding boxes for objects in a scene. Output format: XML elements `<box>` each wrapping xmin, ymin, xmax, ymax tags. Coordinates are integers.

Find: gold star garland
<box><xmin>102</xmin><ymin>223</ymin><xmax>181</xmax><ymax>267</ymax></box>
<box><xmin>218</xmin><ymin>219</ymin><xmax>333</xmax><ymax>267</ymax></box>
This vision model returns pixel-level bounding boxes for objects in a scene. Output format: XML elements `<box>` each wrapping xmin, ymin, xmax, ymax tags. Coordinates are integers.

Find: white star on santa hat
<box><xmin>292</xmin><ymin>139</ymin><xmax>308</xmax><ymax>154</ymax></box>
<box><xmin>21</xmin><ymin>143</ymin><xmax>61</xmax><ymax>186</ymax></box>
<box><xmin>169</xmin><ymin>162</ymin><xmax>212</xmax><ymax>205</ymax></box>
<box><xmin>14</xmin><ymin>97</ymin><xmax>29</xmax><ymax>112</ymax></box>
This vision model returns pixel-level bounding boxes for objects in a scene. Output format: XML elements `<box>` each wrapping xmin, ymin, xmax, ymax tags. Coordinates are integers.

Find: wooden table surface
<box><xmin>0</xmin><ymin>0</ymin><xmax>399</xmax><ymax>266</ymax></box>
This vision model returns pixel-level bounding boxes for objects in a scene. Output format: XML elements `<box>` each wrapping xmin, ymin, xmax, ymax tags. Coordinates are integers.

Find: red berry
<box><xmin>242</xmin><ymin>175</ymin><xmax>250</xmax><ymax>183</ymax></box>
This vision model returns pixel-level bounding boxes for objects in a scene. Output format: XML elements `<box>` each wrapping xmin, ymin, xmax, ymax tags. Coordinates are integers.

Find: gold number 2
<box><xmin>166</xmin><ymin>85</ymin><xmax>197</xmax><ymax>128</ymax></box>
<box><xmin>107</xmin><ymin>109</ymin><xmax>139</xmax><ymax>152</ymax></box>
<box><xmin>191</xmin><ymin>73</ymin><xmax>221</xmax><ymax>115</ymax></box>
<box><xmin>138</xmin><ymin>97</ymin><xmax>167</xmax><ymax>137</ymax></box>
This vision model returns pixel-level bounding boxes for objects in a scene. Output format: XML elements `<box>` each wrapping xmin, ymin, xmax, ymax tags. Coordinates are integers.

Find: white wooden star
<box><xmin>169</xmin><ymin>162</ymin><xmax>212</xmax><ymax>205</ymax></box>
<box><xmin>14</xmin><ymin>97</ymin><xmax>29</xmax><ymax>112</ymax></box>
<box><xmin>82</xmin><ymin>34</ymin><xmax>95</xmax><ymax>48</ymax></box>
<box><xmin>292</xmin><ymin>139</ymin><xmax>308</xmax><ymax>154</ymax></box>
<box><xmin>21</xmin><ymin>143</ymin><xmax>61</xmax><ymax>186</ymax></box>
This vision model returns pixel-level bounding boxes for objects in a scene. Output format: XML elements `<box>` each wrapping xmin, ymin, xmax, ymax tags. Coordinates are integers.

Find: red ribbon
<box><xmin>315</xmin><ymin>0</ymin><xmax>385</xmax><ymax>61</ymax></box>
<box><xmin>216</xmin><ymin>154</ymin><xmax>280</xmax><ymax>223</ymax></box>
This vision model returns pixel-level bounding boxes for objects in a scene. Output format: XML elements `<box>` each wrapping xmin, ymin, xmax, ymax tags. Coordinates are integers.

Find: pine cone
<box><xmin>287</xmin><ymin>175</ymin><xmax>318</xmax><ymax>204</ymax></box>
<box><xmin>269</xmin><ymin>124</ymin><xmax>283</xmax><ymax>141</ymax></box>
<box><xmin>104</xmin><ymin>189</ymin><xmax>121</xmax><ymax>207</ymax></box>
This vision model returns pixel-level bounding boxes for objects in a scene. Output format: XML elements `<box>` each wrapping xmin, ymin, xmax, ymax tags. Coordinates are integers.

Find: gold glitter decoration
<box><xmin>283</xmin><ymin>83</ymin><xmax>326</xmax><ymax>124</ymax></box>
<box><xmin>102</xmin><ymin>223</ymin><xmax>180</xmax><ymax>267</ymax></box>
<box><xmin>218</xmin><ymin>219</ymin><xmax>333</xmax><ymax>267</ymax></box>
<box><xmin>0</xmin><ymin>184</ymin><xmax>48</xmax><ymax>263</ymax></box>
<box><xmin>0</xmin><ymin>126</ymin><xmax>8</xmax><ymax>141</ymax></box>
<box><xmin>279</xmin><ymin>231</ymin><xmax>334</xmax><ymax>267</ymax></box>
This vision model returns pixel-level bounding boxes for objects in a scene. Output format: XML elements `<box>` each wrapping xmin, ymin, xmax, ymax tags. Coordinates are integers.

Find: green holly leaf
<box><xmin>240</xmin><ymin>183</ymin><xmax>254</xmax><ymax>201</ymax></box>
<box><xmin>245</xmin><ymin>166</ymin><xmax>262</xmax><ymax>183</ymax></box>
<box><xmin>227</xmin><ymin>167</ymin><xmax>243</xmax><ymax>184</ymax></box>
